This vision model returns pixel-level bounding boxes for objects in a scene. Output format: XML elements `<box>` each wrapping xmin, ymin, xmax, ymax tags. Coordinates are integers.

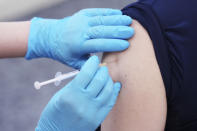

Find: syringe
<box><xmin>34</xmin><ymin>70</ymin><xmax>79</xmax><ymax>90</ymax></box>
<box><xmin>34</xmin><ymin>63</ymin><xmax>107</xmax><ymax>90</ymax></box>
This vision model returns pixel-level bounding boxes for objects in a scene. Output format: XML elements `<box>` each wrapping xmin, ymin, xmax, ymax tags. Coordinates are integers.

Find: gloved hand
<box><xmin>36</xmin><ymin>56</ymin><xmax>121</xmax><ymax>131</ymax></box>
<box><xmin>26</xmin><ymin>8</ymin><xmax>134</xmax><ymax>69</ymax></box>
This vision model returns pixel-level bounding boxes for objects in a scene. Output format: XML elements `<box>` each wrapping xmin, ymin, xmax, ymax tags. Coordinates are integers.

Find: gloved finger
<box><xmin>89</xmin><ymin>15</ymin><xmax>132</xmax><ymax>26</ymax></box>
<box><xmin>96</xmin><ymin>77</ymin><xmax>114</xmax><ymax>103</ymax></box>
<box><xmin>86</xmin><ymin>66</ymin><xmax>109</xmax><ymax>98</ymax></box>
<box><xmin>108</xmin><ymin>82</ymin><xmax>122</xmax><ymax>106</ymax></box>
<box><xmin>87</xmin><ymin>26</ymin><xmax>134</xmax><ymax>39</ymax></box>
<box><xmin>80</xmin><ymin>8</ymin><xmax>122</xmax><ymax>16</ymax></box>
<box><xmin>71</xmin><ymin>54</ymin><xmax>90</xmax><ymax>70</ymax></box>
<box><xmin>72</xmin><ymin>55</ymin><xmax>99</xmax><ymax>89</ymax></box>
<box><xmin>83</xmin><ymin>39</ymin><xmax>130</xmax><ymax>53</ymax></box>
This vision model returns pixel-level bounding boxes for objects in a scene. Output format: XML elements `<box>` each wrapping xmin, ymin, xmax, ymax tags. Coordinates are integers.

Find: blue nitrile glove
<box><xmin>36</xmin><ymin>56</ymin><xmax>121</xmax><ymax>131</ymax></box>
<box><xmin>26</xmin><ymin>8</ymin><xmax>134</xmax><ymax>69</ymax></box>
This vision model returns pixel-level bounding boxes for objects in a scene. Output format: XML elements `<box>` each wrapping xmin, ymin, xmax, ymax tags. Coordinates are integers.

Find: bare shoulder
<box><xmin>102</xmin><ymin>20</ymin><xmax>167</xmax><ymax>131</ymax></box>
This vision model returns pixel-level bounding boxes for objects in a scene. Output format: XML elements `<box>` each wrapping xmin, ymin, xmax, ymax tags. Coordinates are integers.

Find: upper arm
<box><xmin>101</xmin><ymin>20</ymin><xmax>167</xmax><ymax>131</ymax></box>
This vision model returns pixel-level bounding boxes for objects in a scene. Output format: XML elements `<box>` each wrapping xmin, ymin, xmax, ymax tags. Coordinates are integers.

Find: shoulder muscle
<box><xmin>101</xmin><ymin>20</ymin><xmax>167</xmax><ymax>131</ymax></box>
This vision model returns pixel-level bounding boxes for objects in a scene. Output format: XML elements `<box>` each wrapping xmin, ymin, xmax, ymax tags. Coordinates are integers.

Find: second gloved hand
<box><xmin>36</xmin><ymin>56</ymin><xmax>121</xmax><ymax>131</ymax></box>
<box><xmin>26</xmin><ymin>8</ymin><xmax>134</xmax><ymax>69</ymax></box>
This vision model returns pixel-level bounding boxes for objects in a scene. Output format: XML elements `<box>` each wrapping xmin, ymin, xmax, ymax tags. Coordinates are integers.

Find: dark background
<box><xmin>0</xmin><ymin>0</ymin><xmax>135</xmax><ymax>130</ymax></box>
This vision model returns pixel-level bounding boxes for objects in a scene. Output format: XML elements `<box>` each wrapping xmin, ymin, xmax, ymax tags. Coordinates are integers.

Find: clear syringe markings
<box><xmin>34</xmin><ymin>63</ymin><xmax>106</xmax><ymax>90</ymax></box>
<box><xmin>34</xmin><ymin>70</ymin><xmax>79</xmax><ymax>90</ymax></box>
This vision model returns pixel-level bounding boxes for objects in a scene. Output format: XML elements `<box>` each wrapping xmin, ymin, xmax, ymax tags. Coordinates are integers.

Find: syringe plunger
<box><xmin>34</xmin><ymin>70</ymin><xmax>79</xmax><ymax>90</ymax></box>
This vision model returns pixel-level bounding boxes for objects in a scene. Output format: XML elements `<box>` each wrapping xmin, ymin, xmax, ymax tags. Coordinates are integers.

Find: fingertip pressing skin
<box><xmin>114</xmin><ymin>26</ymin><xmax>134</xmax><ymax>39</ymax></box>
<box><xmin>112</xmin><ymin>82</ymin><xmax>122</xmax><ymax>99</ymax></box>
<box><xmin>114</xmin><ymin>82</ymin><xmax>122</xmax><ymax>91</ymax></box>
<box><xmin>118</xmin><ymin>40</ymin><xmax>130</xmax><ymax>50</ymax></box>
<box><xmin>121</xmin><ymin>15</ymin><xmax>132</xmax><ymax>25</ymax></box>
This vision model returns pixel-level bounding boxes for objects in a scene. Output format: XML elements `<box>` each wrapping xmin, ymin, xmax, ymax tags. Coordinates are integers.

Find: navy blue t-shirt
<box><xmin>97</xmin><ymin>0</ymin><xmax>197</xmax><ymax>130</ymax></box>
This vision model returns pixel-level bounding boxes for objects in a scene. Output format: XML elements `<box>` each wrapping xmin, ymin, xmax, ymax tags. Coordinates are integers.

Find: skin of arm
<box><xmin>101</xmin><ymin>20</ymin><xmax>167</xmax><ymax>131</ymax></box>
<box><xmin>0</xmin><ymin>21</ymin><xmax>30</xmax><ymax>58</ymax></box>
